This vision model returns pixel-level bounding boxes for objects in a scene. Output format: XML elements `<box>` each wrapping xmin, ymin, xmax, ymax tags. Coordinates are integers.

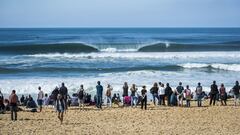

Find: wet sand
<box><xmin>0</xmin><ymin>100</ymin><xmax>240</xmax><ymax>135</ymax></box>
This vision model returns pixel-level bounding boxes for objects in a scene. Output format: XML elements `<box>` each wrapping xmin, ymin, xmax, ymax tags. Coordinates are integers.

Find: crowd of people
<box><xmin>0</xmin><ymin>80</ymin><xmax>239</xmax><ymax>124</ymax></box>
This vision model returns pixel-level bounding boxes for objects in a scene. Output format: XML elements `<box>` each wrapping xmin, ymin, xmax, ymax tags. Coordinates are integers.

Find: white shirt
<box><xmin>159</xmin><ymin>87</ymin><xmax>165</xmax><ymax>95</ymax></box>
<box><xmin>38</xmin><ymin>90</ymin><xmax>44</xmax><ymax>100</ymax></box>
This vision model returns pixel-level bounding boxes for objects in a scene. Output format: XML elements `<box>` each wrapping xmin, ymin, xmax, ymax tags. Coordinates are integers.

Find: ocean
<box><xmin>0</xmin><ymin>28</ymin><xmax>240</xmax><ymax>97</ymax></box>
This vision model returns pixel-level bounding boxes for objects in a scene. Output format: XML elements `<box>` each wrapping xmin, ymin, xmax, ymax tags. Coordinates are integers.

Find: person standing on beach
<box><xmin>9</xmin><ymin>90</ymin><xmax>18</xmax><ymax>121</ymax></box>
<box><xmin>184</xmin><ymin>85</ymin><xmax>191</xmax><ymax>107</ymax></box>
<box><xmin>106</xmin><ymin>84</ymin><xmax>112</xmax><ymax>108</ymax></box>
<box><xmin>219</xmin><ymin>83</ymin><xmax>227</xmax><ymax>106</ymax></box>
<box><xmin>209</xmin><ymin>81</ymin><xmax>218</xmax><ymax>106</ymax></box>
<box><xmin>150</xmin><ymin>82</ymin><xmax>159</xmax><ymax>106</ymax></box>
<box><xmin>51</xmin><ymin>86</ymin><xmax>59</xmax><ymax>107</ymax></box>
<box><xmin>232</xmin><ymin>81</ymin><xmax>240</xmax><ymax>106</ymax></box>
<box><xmin>158</xmin><ymin>83</ymin><xmax>165</xmax><ymax>105</ymax></box>
<box><xmin>165</xmin><ymin>83</ymin><xmax>173</xmax><ymax>106</ymax></box>
<box><xmin>130</xmin><ymin>84</ymin><xmax>138</xmax><ymax>107</ymax></box>
<box><xmin>141</xmin><ymin>86</ymin><xmax>147</xmax><ymax>110</ymax></box>
<box><xmin>37</xmin><ymin>86</ymin><xmax>44</xmax><ymax>112</ymax></box>
<box><xmin>56</xmin><ymin>94</ymin><xmax>65</xmax><ymax>124</ymax></box>
<box><xmin>96</xmin><ymin>81</ymin><xmax>103</xmax><ymax>109</ymax></box>
<box><xmin>59</xmin><ymin>83</ymin><xmax>68</xmax><ymax>110</ymax></box>
<box><xmin>78</xmin><ymin>85</ymin><xmax>85</xmax><ymax>110</ymax></box>
<box><xmin>122</xmin><ymin>82</ymin><xmax>129</xmax><ymax>106</ymax></box>
<box><xmin>196</xmin><ymin>82</ymin><xmax>203</xmax><ymax>107</ymax></box>
<box><xmin>176</xmin><ymin>82</ymin><xmax>184</xmax><ymax>107</ymax></box>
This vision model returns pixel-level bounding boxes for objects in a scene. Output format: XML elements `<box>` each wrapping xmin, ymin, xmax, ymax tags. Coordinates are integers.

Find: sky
<box><xmin>0</xmin><ymin>0</ymin><xmax>240</xmax><ymax>28</ymax></box>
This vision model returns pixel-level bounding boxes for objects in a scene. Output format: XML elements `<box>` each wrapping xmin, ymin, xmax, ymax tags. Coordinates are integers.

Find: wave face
<box><xmin>138</xmin><ymin>42</ymin><xmax>240</xmax><ymax>52</ymax></box>
<box><xmin>0</xmin><ymin>43</ymin><xmax>98</xmax><ymax>54</ymax></box>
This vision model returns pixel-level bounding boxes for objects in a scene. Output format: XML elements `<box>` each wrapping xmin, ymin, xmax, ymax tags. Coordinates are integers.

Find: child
<box><xmin>184</xmin><ymin>85</ymin><xmax>191</xmax><ymax>107</ymax></box>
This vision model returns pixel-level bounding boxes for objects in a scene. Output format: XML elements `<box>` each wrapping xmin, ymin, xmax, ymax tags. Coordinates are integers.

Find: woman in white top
<box><xmin>158</xmin><ymin>83</ymin><xmax>165</xmax><ymax>105</ymax></box>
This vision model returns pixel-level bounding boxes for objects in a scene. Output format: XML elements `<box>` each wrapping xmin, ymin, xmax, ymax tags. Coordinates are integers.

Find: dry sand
<box><xmin>0</xmin><ymin>100</ymin><xmax>240</xmax><ymax>135</ymax></box>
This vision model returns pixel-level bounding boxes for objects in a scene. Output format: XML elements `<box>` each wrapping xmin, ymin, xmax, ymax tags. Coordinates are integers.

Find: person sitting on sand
<box><xmin>106</xmin><ymin>84</ymin><xmax>112</xmax><ymax>108</ymax></box>
<box><xmin>96</xmin><ymin>81</ymin><xmax>103</xmax><ymax>109</ymax></box>
<box><xmin>184</xmin><ymin>85</ymin><xmax>191</xmax><ymax>107</ymax></box>
<box><xmin>209</xmin><ymin>81</ymin><xmax>218</xmax><ymax>106</ymax></box>
<box><xmin>9</xmin><ymin>90</ymin><xmax>18</xmax><ymax>121</ymax></box>
<box><xmin>176</xmin><ymin>82</ymin><xmax>184</xmax><ymax>107</ymax></box>
<box><xmin>78</xmin><ymin>85</ymin><xmax>85</xmax><ymax>110</ymax></box>
<box><xmin>112</xmin><ymin>93</ymin><xmax>121</xmax><ymax>107</ymax></box>
<box><xmin>165</xmin><ymin>83</ymin><xmax>173</xmax><ymax>106</ymax></box>
<box><xmin>56</xmin><ymin>94</ymin><xmax>65</xmax><ymax>124</ymax></box>
<box><xmin>150</xmin><ymin>82</ymin><xmax>159</xmax><ymax>106</ymax></box>
<box><xmin>26</xmin><ymin>95</ymin><xmax>37</xmax><ymax>109</ymax></box>
<box><xmin>219</xmin><ymin>83</ymin><xmax>227</xmax><ymax>106</ymax></box>
<box><xmin>158</xmin><ymin>83</ymin><xmax>165</xmax><ymax>105</ymax></box>
<box><xmin>232</xmin><ymin>81</ymin><xmax>240</xmax><ymax>106</ymax></box>
<box><xmin>141</xmin><ymin>86</ymin><xmax>147</xmax><ymax>110</ymax></box>
<box><xmin>122</xmin><ymin>82</ymin><xmax>129</xmax><ymax>106</ymax></box>
<box><xmin>37</xmin><ymin>86</ymin><xmax>44</xmax><ymax>112</ymax></box>
<box><xmin>20</xmin><ymin>95</ymin><xmax>25</xmax><ymax>105</ymax></box>
<box><xmin>196</xmin><ymin>82</ymin><xmax>203</xmax><ymax>107</ymax></box>
<box><xmin>130</xmin><ymin>84</ymin><xmax>138</xmax><ymax>107</ymax></box>
<box><xmin>59</xmin><ymin>83</ymin><xmax>68</xmax><ymax>110</ymax></box>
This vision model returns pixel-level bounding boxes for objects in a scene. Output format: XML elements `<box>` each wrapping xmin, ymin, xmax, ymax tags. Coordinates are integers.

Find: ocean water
<box><xmin>0</xmin><ymin>28</ymin><xmax>240</xmax><ymax>96</ymax></box>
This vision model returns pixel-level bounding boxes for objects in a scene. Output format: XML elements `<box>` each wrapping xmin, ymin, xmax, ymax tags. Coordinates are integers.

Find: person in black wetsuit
<box><xmin>59</xmin><ymin>83</ymin><xmax>68</xmax><ymax>110</ymax></box>
<box><xmin>165</xmin><ymin>83</ymin><xmax>173</xmax><ymax>106</ymax></box>
<box><xmin>209</xmin><ymin>81</ymin><xmax>218</xmax><ymax>106</ymax></box>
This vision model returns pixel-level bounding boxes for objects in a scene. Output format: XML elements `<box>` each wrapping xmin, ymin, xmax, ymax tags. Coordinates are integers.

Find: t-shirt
<box><xmin>106</xmin><ymin>88</ymin><xmax>112</xmax><ymax>97</ymax></box>
<box><xmin>210</xmin><ymin>84</ymin><xmax>218</xmax><ymax>95</ymax></box>
<box><xmin>232</xmin><ymin>85</ymin><xmax>240</xmax><ymax>95</ymax></box>
<box><xmin>141</xmin><ymin>89</ymin><xmax>147</xmax><ymax>97</ymax></box>
<box><xmin>123</xmin><ymin>86</ymin><xmax>128</xmax><ymax>97</ymax></box>
<box><xmin>38</xmin><ymin>90</ymin><xmax>44</xmax><ymax>100</ymax></box>
<box><xmin>159</xmin><ymin>87</ymin><xmax>165</xmax><ymax>95</ymax></box>
<box><xmin>78</xmin><ymin>88</ymin><xmax>85</xmax><ymax>99</ymax></box>
<box><xmin>185</xmin><ymin>89</ymin><xmax>191</xmax><ymax>100</ymax></box>
<box><xmin>130</xmin><ymin>87</ymin><xmax>137</xmax><ymax>96</ymax></box>
<box><xmin>196</xmin><ymin>86</ymin><xmax>202</xmax><ymax>95</ymax></box>
<box><xmin>176</xmin><ymin>86</ymin><xmax>184</xmax><ymax>94</ymax></box>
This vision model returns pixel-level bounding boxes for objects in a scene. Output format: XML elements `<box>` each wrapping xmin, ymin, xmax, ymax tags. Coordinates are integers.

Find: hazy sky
<box><xmin>0</xmin><ymin>0</ymin><xmax>240</xmax><ymax>27</ymax></box>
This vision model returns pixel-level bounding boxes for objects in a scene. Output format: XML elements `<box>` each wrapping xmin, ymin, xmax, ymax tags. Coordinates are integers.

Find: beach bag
<box><xmin>124</xmin><ymin>96</ymin><xmax>131</xmax><ymax>105</ymax></box>
<box><xmin>31</xmin><ymin>108</ymin><xmax>37</xmax><ymax>112</ymax></box>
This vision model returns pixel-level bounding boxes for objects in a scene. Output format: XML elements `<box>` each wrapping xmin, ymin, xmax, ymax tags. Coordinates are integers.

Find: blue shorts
<box><xmin>37</xmin><ymin>99</ymin><xmax>43</xmax><ymax>106</ymax></box>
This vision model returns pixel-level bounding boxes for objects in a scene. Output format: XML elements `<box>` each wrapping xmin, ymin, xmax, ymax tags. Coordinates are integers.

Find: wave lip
<box><xmin>179</xmin><ymin>63</ymin><xmax>240</xmax><ymax>72</ymax></box>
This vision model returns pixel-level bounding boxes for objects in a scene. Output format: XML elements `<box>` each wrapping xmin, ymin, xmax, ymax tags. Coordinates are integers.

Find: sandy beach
<box><xmin>0</xmin><ymin>100</ymin><xmax>240</xmax><ymax>135</ymax></box>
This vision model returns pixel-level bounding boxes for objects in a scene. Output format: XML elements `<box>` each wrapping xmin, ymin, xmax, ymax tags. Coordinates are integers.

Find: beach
<box><xmin>1</xmin><ymin>100</ymin><xmax>240</xmax><ymax>135</ymax></box>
